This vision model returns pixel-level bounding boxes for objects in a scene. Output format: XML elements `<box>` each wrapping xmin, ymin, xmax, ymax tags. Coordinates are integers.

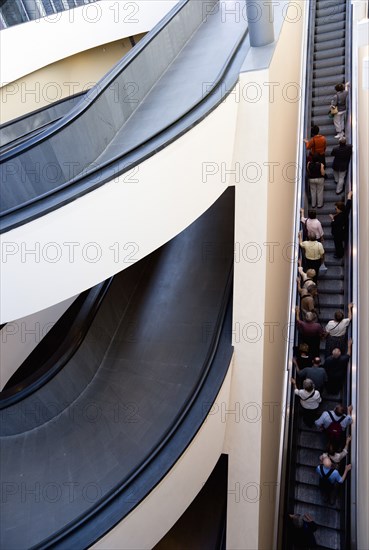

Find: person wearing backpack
<box><xmin>316</xmin><ymin>457</ymin><xmax>351</xmax><ymax>504</ymax></box>
<box><xmin>298</xmin><ymin>265</ymin><xmax>317</xmax><ymax>292</ymax></box>
<box><xmin>315</xmin><ymin>404</ymin><xmax>353</xmax><ymax>446</ymax></box>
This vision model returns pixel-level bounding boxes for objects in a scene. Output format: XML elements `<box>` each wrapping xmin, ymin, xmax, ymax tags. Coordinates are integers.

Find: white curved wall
<box><xmin>91</xmin><ymin>359</ymin><xmax>233</xmax><ymax>550</ymax></box>
<box><xmin>0</xmin><ymin>1</ymin><xmax>178</xmax><ymax>86</ymax></box>
<box><xmin>0</xmin><ymin>93</ymin><xmax>239</xmax><ymax>323</ymax></box>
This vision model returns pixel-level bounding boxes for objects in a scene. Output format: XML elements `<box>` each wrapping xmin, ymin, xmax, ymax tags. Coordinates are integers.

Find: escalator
<box><xmin>281</xmin><ymin>1</ymin><xmax>354</xmax><ymax>548</ymax></box>
<box><xmin>0</xmin><ymin>187</ymin><xmax>235</xmax><ymax>549</ymax></box>
<box><xmin>0</xmin><ymin>92</ymin><xmax>87</xmax><ymax>154</ymax></box>
<box><xmin>0</xmin><ymin>0</ymin><xmax>250</xmax><ymax>233</ymax></box>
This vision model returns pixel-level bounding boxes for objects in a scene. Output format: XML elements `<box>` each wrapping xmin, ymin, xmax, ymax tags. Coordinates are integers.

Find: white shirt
<box><xmin>301</xmin><ymin>217</ymin><xmax>324</xmax><ymax>240</ymax></box>
<box><xmin>295</xmin><ymin>388</ymin><xmax>321</xmax><ymax>409</ymax></box>
<box><xmin>325</xmin><ymin>318</ymin><xmax>350</xmax><ymax>336</ymax></box>
<box><xmin>300</xmin><ymin>241</ymin><xmax>324</xmax><ymax>260</ymax></box>
<box><xmin>320</xmin><ymin>449</ymin><xmax>348</xmax><ymax>465</ymax></box>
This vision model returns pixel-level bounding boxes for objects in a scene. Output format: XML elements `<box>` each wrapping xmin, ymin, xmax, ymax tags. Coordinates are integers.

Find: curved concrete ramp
<box><xmin>0</xmin><ymin>188</ymin><xmax>234</xmax><ymax>549</ymax></box>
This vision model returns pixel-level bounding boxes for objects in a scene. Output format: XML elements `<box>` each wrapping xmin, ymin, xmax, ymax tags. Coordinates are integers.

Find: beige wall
<box><xmin>225</xmin><ymin>2</ymin><xmax>305</xmax><ymax>548</ymax></box>
<box><xmin>0</xmin><ymin>33</ymin><xmax>144</xmax><ymax>123</ymax></box>
<box><xmin>261</xmin><ymin>4</ymin><xmax>305</xmax><ymax>548</ymax></box>
<box><xmin>357</xmin><ymin>42</ymin><xmax>369</xmax><ymax>550</ymax></box>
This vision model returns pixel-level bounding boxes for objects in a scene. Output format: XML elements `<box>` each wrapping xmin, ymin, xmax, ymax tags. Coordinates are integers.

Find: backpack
<box><xmin>326</xmin><ymin>411</ymin><xmax>346</xmax><ymax>443</ymax></box>
<box><xmin>319</xmin><ymin>465</ymin><xmax>335</xmax><ymax>491</ymax></box>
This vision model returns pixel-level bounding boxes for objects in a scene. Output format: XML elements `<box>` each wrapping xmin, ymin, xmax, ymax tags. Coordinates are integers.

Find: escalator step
<box><xmin>315</xmin><ymin>30</ymin><xmax>345</xmax><ymax>44</ymax></box>
<box><xmin>313</xmin><ymin>75</ymin><xmax>346</xmax><ymax>88</ymax></box>
<box><xmin>297</xmin><ymin>447</ymin><xmax>322</xmax><ymax>467</ymax></box>
<box><xmin>312</xmin><ymin>95</ymin><xmax>340</xmax><ymax>107</ymax></box>
<box><xmin>315</xmin><ymin>20</ymin><xmax>345</xmax><ymax>35</ymax></box>
<box><xmin>295</xmin><ymin>483</ymin><xmax>340</xmax><ymax>510</ymax></box>
<box><xmin>294</xmin><ymin>502</ymin><xmax>341</xmax><ymax>530</ymax></box>
<box><xmin>296</xmin><ymin>465</ymin><xmax>320</xmax><ymax>486</ymax></box>
<box><xmin>314</xmin><ymin>47</ymin><xmax>345</xmax><ymax>61</ymax></box>
<box><xmin>311</xmin><ymin>104</ymin><xmax>338</xmax><ymax>116</ymax></box>
<box><xmin>298</xmin><ymin>431</ymin><xmax>327</xmax><ymax>450</ymax></box>
<box><xmin>316</xmin><ymin>1</ymin><xmax>345</xmax><ymax>13</ymax></box>
<box><xmin>313</xmin><ymin>56</ymin><xmax>345</xmax><ymax>70</ymax></box>
<box><xmin>316</xmin><ymin>280</ymin><xmax>344</xmax><ymax>293</ymax></box>
<box><xmin>315</xmin><ymin>526</ymin><xmax>343</xmax><ymax>550</ymax></box>
<box><xmin>315</xmin><ymin>14</ymin><xmax>346</xmax><ymax>28</ymax></box>
<box><xmin>314</xmin><ymin>38</ymin><xmax>345</xmax><ymax>52</ymax></box>
<box><xmin>312</xmin><ymin>86</ymin><xmax>343</xmax><ymax>100</ymax></box>
<box><xmin>314</xmin><ymin>65</ymin><xmax>345</xmax><ymax>79</ymax></box>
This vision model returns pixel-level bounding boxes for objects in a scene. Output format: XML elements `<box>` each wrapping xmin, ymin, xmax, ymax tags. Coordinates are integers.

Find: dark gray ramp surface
<box><xmin>0</xmin><ymin>188</ymin><xmax>234</xmax><ymax>549</ymax></box>
<box><xmin>0</xmin><ymin>0</ymin><xmax>248</xmax><ymax>227</ymax></box>
<box><xmin>94</xmin><ymin>2</ymin><xmax>246</xmax><ymax>165</ymax></box>
<box><xmin>0</xmin><ymin>92</ymin><xmax>87</xmax><ymax>152</ymax></box>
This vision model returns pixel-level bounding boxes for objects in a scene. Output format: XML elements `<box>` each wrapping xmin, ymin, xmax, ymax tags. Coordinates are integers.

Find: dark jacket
<box><xmin>331</xmin><ymin>199</ymin><xmax>352</xmax><ymax>237</ymax></box>
<box><xmin>331</xmin><ymin>143</ymin><xmax>352</xmax><ymax>172</ymax></box>
<box><xmin>307</xmin><ymin>161</ymin><xmax>323</xmax><ymax>179</ymax></box>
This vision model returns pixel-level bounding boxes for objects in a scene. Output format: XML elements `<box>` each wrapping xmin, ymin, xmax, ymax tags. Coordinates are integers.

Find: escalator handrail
<box><xmin>347</xmin><ymin>0</ymin><xmax>360</xmax><ymax>546</ymax></box>
<box><xmin>0</xmin><ymin>90</ymin><xmax>87</xmax><ymax>131</ymax></box>
<box><xmin>0</xmin><ymin>9</ymin><xmax>247</xmax><ymax>219</ymax></box>
<box><xmin>273</xmin><ymin>1</ymin><xmax>311</xmax><ymax>547</ymax></box>
<box><xmin>0</xmin><ymin>90</ymin><xmax>88</xmax><ymax>153</ymax></box>
<box><xmin>32</xmin><ymin>266</ymin><xmax>234</xmax><ymax>550</ymax></box>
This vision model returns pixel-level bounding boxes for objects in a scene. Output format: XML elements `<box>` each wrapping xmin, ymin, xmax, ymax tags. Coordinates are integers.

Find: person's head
<box><xmin>299</xmin><ymin>343</ymin><xmax>309</xmax><ymax>355</ymax></box>
<box><xmin>332</xmin><ymin>348</ymin><xmax>342</xmax><ymax>359</ymax></box>
<box><xmin>311</xmin><ymin>125</ymin><xmax>320</xmax><ymax>136</ymax></box>
<box><xmin>308</xmin><ymin>232</ymin><xmax>317</xmax><ymax>242</ymax></box>
<box><xmin>289</xmin><ymin>514</ymin><xmax>304</xmax><ymax>529</ymax></box>
<box><xmin>306</xmin><ymin>268</ymin><xmax>316</xmax><ymax>279</ymax></box>
<box><xmin>305</xmin><ymin>312</ymin><xmax>315</xmax><ymax>323</ymax></box>
<box><xmin>312</xmin><ymin>357</ymin><xmax>321</xmax><ymax>367</ymax></box>
<box><xmin>308</xmin><ymin>209</ymin><xmax>317</xmax><ymax>219</ymax></box>
<box><xmin>312</xmin><ymin>153</ymin><xmax>321</xmax><ymax>163</ymax></box>
<box><xmin>323</xmin><ymin>456</ymin><xmax>333</xmax><ymax>469</ymax></box>
<box><xmin>303</xmin><ymin>378</ymin><xmax>315</xmax><ymax>392</ymax></box>
<box><xmin>339</xmin><ymin>137</ymin><xmax>347</xmax><ymax>145</ymax></box>
<box><xmin>334</xmin><ymin>310</ymin><xmax>345</xmax><ymax>322</ymax></box>
<box><xmin>335</xmin><ymin>201</ymin><xmax>345</xmax><ymax>213</ymax></box>
<box><xmin>335</xmin><ymin>83</ymin><xmax>345</xmax><ymax>92</ymax></box>
<box><xmin>335</xmin><ymin>404</ymin><xmax>347</xmax><ymax>416</ymax></box>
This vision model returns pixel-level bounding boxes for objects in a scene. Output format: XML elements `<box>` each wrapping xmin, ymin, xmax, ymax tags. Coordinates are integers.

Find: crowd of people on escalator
<box><xmin>287</xmin><ymin>81</ymin><xmax>355</xmax><ymax>548</ymax></box>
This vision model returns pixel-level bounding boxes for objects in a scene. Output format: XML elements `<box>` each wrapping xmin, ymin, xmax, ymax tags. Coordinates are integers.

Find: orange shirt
<box><xmin>306</xmin><ymin>135</ymin><xmax>327</xmax><ymax>155</ymax></box>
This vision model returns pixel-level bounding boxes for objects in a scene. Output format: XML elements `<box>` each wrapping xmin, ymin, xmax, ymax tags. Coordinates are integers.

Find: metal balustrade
<box><xmin>0</xmin><ymin>0</ymin><xmax>98</xmax><ymax>29</ymax></box>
